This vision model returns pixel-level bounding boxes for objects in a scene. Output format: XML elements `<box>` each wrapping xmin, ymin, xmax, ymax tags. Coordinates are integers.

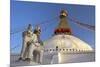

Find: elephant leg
<box><xmin>23</xmin><ymin>46</ymin><xmax>28</xmax><ymax>59</ymax></box>
<box><xmin>20</xmin><ymin>42</ymin><xmax>27</xmax><ymax>60</ymax></box>
<box><xmin>40</xmin><ymin>50</ymin><xmax>43</xmax><ymax>64</ymax></box>
<box><xmin>38</xmin><ymin>53</ymin><xmax>41</xmax><ymax>63</ymax></box>
<box><xmin>33</xmin><ymin>51</ymin><xmax>37</xmax><ymax>62</ymax></box>
<box><xmin>35</xmin><ymin>50</ymin><xmax>41</xmax><ymax>63</ymax></box>
<box><xmin>28</xmin><ymin>44</ymin><xmax>35</xmax><ymax>61</ymax></box>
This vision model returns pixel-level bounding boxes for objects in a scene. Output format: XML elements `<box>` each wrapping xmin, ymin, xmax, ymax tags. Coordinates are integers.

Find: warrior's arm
<box><xmin>31</xmin><ymin>34</ymin><xmax>38</xmax><ymax>43</ymax></box>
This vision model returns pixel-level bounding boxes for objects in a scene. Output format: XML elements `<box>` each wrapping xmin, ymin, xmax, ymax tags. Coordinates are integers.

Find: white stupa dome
<box><xmin>43</xmin><ymin>34</ymin><xmax>93</xmax><ymax>51</ymax></box>
<box><xmin>42</xmin><ymin>9</ymin><xmax>94</xmax><ymax>64</ymax></box>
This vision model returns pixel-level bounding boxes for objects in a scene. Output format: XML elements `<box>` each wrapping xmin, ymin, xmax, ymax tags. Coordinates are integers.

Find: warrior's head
<box><xmin>34</xmin><ymin>25</ymin><xmax>41</xmax><ymax>37</ymax></box>
<box><xmin>27</xmin><ymin>24</ymin><xmax>33</xmax><ymax>31</ymax></box>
